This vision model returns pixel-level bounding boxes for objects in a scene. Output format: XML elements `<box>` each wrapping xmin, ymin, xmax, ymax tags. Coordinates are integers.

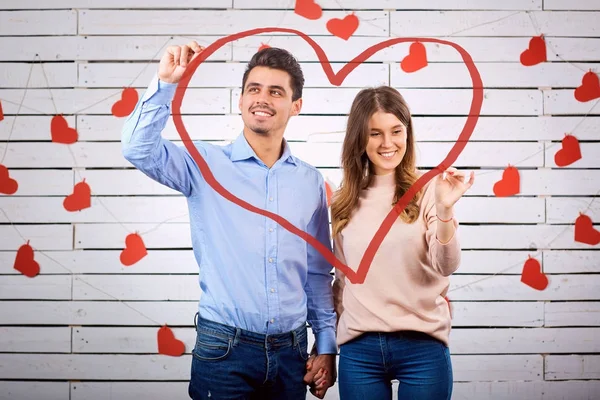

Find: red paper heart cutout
<box><xmin>401</xmin><ymin>42</ymin><xmax>428</xmax><ymax>73</ymax></box>
<box><xmin>294</xmin><ymin>0</ymin><xmax>322</xmax><ymax>20</ymax></box>
<box><xmin>493</xmin><ymin>166</ymin><xmax>520</xmax><ymax>197</ymax></box>
<box><xmin>120</xmin><ymin>233</ymin><xmax>148</xmax><ymax>266</ymax></box>
<box><xmin>0</xmin><ymin>99</ymin><xmax>4</xmax><ymax>122</ymax></box>
<box><xmin>50</xmin><ymin>115</ymin><xmax>78</xmax><ymax>144</ymax></box>
<box><xmin>63</xmin><ymin>179</ymin><xmax>91</xmax><ymax>212</ymax></box>
<box><xmin>112</xmin><ymin>88</ymin><xmax>139</xmax><ymax>117</ymax></box>
<box><xmin>173</xmin><ymin>28</ymin><xmax>483</xmax><ymax>284</ymax></box>
<box><xmin>520</xmin><ymin>256</ymin><xmax>548</xmax><ymax>291</ymax></box>
<box><xmin>575</xmin><ymin>213</ymin><xmax>600</xmax><ymax>246</ymax></box>
<box><xmin>258</xmin><ymin>43</ymin><xmax>271</xmax><ymax>51</ymax></box>
<box><xmin>326</xmin><ymin>14</ymin><xmax>359</xmax><ymax>40</ymax></box>
<box><xmin>13</xmin><ymin>241</ymin><xmax>40</xmax><ymax>278</ymax></box>
<box><xmin>520</xmin><ymin>35</ymin><xmax>547</xmax><ymax>67</ymax></box>
<box><xmin>574</xmin><ymin>71</ymin><xmax>600</xmax><ymax>103</ymax></box>
<box><xmin>0</xmin><ymin>164</ymin><xmax>18</xmax><ymax>195</ymax></box>
<box><xmin>157</xmin><ymin>325</ymin><xmax>185</xmax><ymax>356</ymax></box>
<box><xmin>554</xmin><ymin>134</ymin><xmax>582</xmax><ymax>167</ymax></box>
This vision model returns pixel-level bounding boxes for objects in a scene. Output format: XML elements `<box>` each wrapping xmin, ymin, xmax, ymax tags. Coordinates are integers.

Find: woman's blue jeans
<box><xmin>339</xmin><ymin>331</ymin><xmax>453</xmax><ymax>400</ymax></box>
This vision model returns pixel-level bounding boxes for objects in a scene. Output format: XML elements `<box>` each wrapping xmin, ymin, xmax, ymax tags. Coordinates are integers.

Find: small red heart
<box><xmin>401</xmin><ymin>42</ymin><xmax>428</xmax><ymax>73</ymax></box>
<box><xmin>574</xmin><ymin>213</ymin><xmax>600</xmax><ymax>246</ymax></box>
<box><xmin>112</xmin><ymin>87</ymin><xmax>139</xmax><ymax>117</ymax></box>
<box><xmin>493</xmin><ymin>165</ymin><xmax>520</xmax><ymax>197</ymax></box>
<box><xmin>294</xmin><ymin>0</ymin><xmax>322</xmax><ymax>20</ymax></box>
<box><xmin>13</xmin><ymin>241</ymin><xmax>40</xmax><ymax>278</ymax></box>
<box><xmin>120</xmin><ymin>233</ymin><xmax>148</xmax><ymax>266</ymax></box>
<box><xmin>520</xmin><ymin>256</ymin><xmax>548</xmax><ymax>291</ymax></box>
<box><xmin>157</xmin><ymin>325</ymin><xmax>185</xmax><ymax>357</ymax></box>
<box><xmin>63</xmin><ymin>179</ymin><xmax>91</xmax><ymax>212</ymax></box>
<box><xmin>554</xmin><ymin>134</ymin><xmax>582</xmax><ymax>167</ymax></box>
<box><xmin>50</xmin><ymin>115</ymin><xmax>78</xmax><ymax>144</ymax></box>
<box><xmin>326</xmin><ymin>14</ymin><xmax>359</xmax><ymax>41</ymax></box>
<box><xmin>574</xmin><ymin>71</ymin><xmax>600</xmax><ymax>103</ymax></box>
<box><xmin>258</xmin><ymin>42</ymin><xmax>271</xmax><ymax>51</ymax></box>
<box><xmin>0</xmin><ymin>99</ymin><xmax>4</xmax><ymax>122</ymax></box>
<box><xmin>520</xmin><ymin>35</ymin><xmax>547</xmax><ymax>67</ymax></box>
<box><xmin>0</xmin><ymin>164</ymin><xmax>18</xmax><ymax>195</ymax></box>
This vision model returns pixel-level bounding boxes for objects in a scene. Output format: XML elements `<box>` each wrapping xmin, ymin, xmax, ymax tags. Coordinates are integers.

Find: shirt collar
<box><xmin>230</xmin><ymin>133</ymin><xmax>297</xmax><ymax>166</ymax></box>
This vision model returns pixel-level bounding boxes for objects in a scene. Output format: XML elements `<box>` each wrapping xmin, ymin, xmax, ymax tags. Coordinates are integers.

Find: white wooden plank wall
<box><xmin>0</xmin><ymin>0</ymin><xmax>599</xmax><ymax>399</ymax></box>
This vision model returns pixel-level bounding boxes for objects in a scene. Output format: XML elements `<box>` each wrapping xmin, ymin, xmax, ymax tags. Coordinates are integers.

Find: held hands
<box><xmin>158</xmin><ymin>41</ymin><xmax>205</xmax><ymax>84</ymax></box>
<box><xmin>304</xmin><ymin>354</ymin><xmax>336</xmax><ymax>399</ymax></box>
<box><xmin>435</xmin><ymin>167</ymin><xmax>475</xmax><ymax>210</ymax></box>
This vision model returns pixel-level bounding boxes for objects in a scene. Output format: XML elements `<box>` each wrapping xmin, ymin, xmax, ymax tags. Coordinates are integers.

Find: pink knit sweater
<box><xmin>333</xmin><ymin>172</ymin><xmax>461</xmax><ymax>347</ymax></box>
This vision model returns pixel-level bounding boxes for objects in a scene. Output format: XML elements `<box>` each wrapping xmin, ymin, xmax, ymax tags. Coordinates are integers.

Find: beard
<box><xmin>249</xmin><ymin>124</ymin><xmax>270</xmax><ymax>135</ymax></box>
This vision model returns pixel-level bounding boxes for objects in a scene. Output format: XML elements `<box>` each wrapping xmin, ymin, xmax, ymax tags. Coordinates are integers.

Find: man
<box><xmin>121</xmin><ymin>42</ymin><xmax>336</xmax><ymax>399</ymax></box>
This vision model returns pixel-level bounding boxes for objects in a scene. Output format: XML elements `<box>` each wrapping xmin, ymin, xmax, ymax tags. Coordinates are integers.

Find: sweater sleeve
<box><xmin>423</xmin><ymin>182</ymin><xmax>462</xmax><ymax>276</ymax></box>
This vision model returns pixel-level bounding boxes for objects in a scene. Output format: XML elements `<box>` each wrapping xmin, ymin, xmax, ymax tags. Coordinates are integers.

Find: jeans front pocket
<box><xmin>295</xmin><ymin>332</ymin><xmax>309</xmax><ymax>361</ymax></box>
<box><xmin>192</xmin><ymin>329</ymin><xmax>232</xmax><ymax>361</ymax></box>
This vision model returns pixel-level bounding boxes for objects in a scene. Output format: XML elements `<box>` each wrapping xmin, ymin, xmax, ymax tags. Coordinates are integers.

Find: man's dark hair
<box><xmin>241</xmin><ymin>47</ymin><xmax>305</xmax><ymax>101</ymax></box>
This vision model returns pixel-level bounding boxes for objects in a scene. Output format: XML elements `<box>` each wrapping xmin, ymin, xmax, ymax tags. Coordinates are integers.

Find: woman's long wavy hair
<box><xmin>331</xmin><ymin>86</ymin><xmax>422</xmax><ymax>236</ymax></box>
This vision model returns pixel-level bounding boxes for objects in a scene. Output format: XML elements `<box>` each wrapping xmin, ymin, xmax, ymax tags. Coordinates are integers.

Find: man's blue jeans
<box><xmin>188</xmin><ymin>315</ymin><xmax>308</xmax><ymax>400</ymax></box>
<box><xmin>338</xmin><ymin>331</ymin><xmax>453</xmax><ymax>400</ymax></box>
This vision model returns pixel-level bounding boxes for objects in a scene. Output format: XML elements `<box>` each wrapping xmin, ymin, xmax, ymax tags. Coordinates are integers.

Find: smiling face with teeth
<box><xmin>365</xmin><ymin>111</ymin><xmax>408</xmax><ymax>175</ymax></box>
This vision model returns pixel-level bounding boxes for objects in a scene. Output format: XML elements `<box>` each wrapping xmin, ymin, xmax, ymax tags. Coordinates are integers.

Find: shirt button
<box><xmin>268</xmin><ymin>258</ymin><xmax>273</xmax><ymax>263</ymax></box>
<box><xmin>269</xmin><ymin>197</ymin><xmax>274</xmax><ymax>202</ymax></box>
<box><xmin>270</xmin><ymin>288</ymin><xmax>275</xmax><ymax>293</ymax></box>
<box><xmin>270</xmin><ymin>319</ymin><xmax>275</xmax><ymax>323</ymax></box>
<box><xmin>269</xmin><ymin>228</ymin><xmax>273</xmax><ymax>232</ymax></box>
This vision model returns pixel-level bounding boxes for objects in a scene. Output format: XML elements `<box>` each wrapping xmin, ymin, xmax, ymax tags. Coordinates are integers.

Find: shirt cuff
<box><xmin>142</xmin><ymin>75</ymin><xmax>178</xmax><ymax>105</ymax></box>
<box><xmin>315</xmin><ymin>328</ymin><xmax>337</xmax><ymax>355</ymax></box>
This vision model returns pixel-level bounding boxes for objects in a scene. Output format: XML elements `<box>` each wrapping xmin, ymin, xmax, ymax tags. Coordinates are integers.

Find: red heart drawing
<box><xmin>554</xmin><ymin>134</ymin><xmax>582</xmax><ymax>167</ymax></box>
<box><xmin>173</xmin><ymin>28</ymin><xmax>483</xmax><ymax>284</ymax></box>
<box><xmin>0</xmin><ymin>164</ymin><xmax>18</xmax><ymax>195</ymax></box>
<box><xmin>0</xmin><ymin>99</ymin><xmax>4</xmax><ymax>122</ymax></box>
<box><xmin>50</xmin><ymin>115</ymin><xmax>78</xmax><ymax>144</ymax></box>
<box><xmin>13</xmin><ymin>240</ymin><xmax>40</xmax><ymax>278</ymax></box>
<box><xmin>157</xmin><ymin>325</ymin><xmax>185</xmax><ymax>357</ymax></box>
<box><xmin>294</xmin><ymin>0</ymin><xmax>322</xmax><ymax>20</ymax></box>
<box><xmin>112</xmin><ymin>88</ymin><xmax>139</xmax><ymax>117</ymax></box>
<box><xmin>63</xmin><ymin>179</ymin><xmax>91</xmax><ymax>212</ymax></box>
<box><xmin>493</xmin><ymin>165</ymin><xmax>520</xmax><ymax>197</ymax></box>
<box><xmin>574</xmin><ymin>71</ymin><xmax>600</xmax><ymax>103</ymax></box>
<box><xmin>120</xmin><ymin>233</ymin><xmax>148</xmax><ymax>266</ymax></box>
<box><xmin>520</xmin><ymin>35</ymin><xmax>547</xmax><ymax>67</ymax></box>
<box><xmin>520</xmin><ymin>256</ymin><xmax>548</xmax><ymax>291</ymax></box>
<box><xmin>258</xmin><ymin>42</ymin><xmax>271</xmax><ymax>51</ymax></box>
<box><xmin>326</xmin><ymin>14</ymin><xmax>359</xmax><ymax>41</ymax></box>
<box><xmin>401</xmin><ymin>42</ymin><xmax>428</xmax><ymax>73</ymax></box>
<box><xmin>574</xmin><ymin>213</ymin><xmax>600</xmax><ymax>246</ymax></box>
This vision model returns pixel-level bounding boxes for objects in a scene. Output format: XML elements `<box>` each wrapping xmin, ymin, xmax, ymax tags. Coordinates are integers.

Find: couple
<box><xmin>121</xmin><ymin>42</ymin><xmax>474</xmax><ymax>400</ymax></box>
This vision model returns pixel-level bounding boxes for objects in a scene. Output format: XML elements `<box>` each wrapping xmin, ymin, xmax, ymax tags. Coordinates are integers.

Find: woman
<box><xmin>313</xmin><ymin>86</ymin><xmax>474</xmax><ymax>399</ymax></box>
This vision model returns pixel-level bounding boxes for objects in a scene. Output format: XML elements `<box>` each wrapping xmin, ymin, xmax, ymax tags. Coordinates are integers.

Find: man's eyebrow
<box><xmin>245</xmin><ymin>82</ymin><xmax>262</xmax><ymax>88</ymax></box>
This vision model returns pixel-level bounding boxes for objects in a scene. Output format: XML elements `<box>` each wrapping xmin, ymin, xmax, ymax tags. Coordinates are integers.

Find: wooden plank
<box><xmin>450</xmin><ymin>274</ymin><xmax>600</xmax><ymax>301</ymax></box>
<box><xmin>233</xmin><ymin>88</ymin><xmax>543</xmax><ymax>116</ymax></box>
<box><xmin>0</xmin><ymin>382</ymin><xmax>68</xmax><ymax>400</ymax></box>
<box><xmin>544</xmin><ymin>89</ymin><xmax>600</xmax><ymax>115</ymax></box>
<box><xmin>458</xmin><ymin>250</ymin><xmax>537</xmax><ymax>274</ymax></box>
<box><xmin>545</xmin><ymin>355</ymin><xmax>600</xmax><ymax>380</ymax></box>
<box><xmin>0</xmin><ymin>276</ymin><xmax>71</xmax><ymax>300</ymax></box>
<box><xmin>0</xmin><ymin>11</ymin><xmax>77</xmax><ymax>35</ymax></box>
<box><xmin>233</xmin><ymin>0</ymin><xmax>543</xmax><ymax>10</ymax></box>
<box><xmin>78</xmin><ymin>10</ymin><xmax>389</xmax><ymax>36</ymax></box>
<box><xmin>0</xmin><ymin>224</ymin><xmax>73</xmax><ymax>251</ymax></box>
<box><xmin>76</xmin><ymin>115</ymin><xmax>600</xmax><ymax>143</ymax></box>
<box><xmin>78</xmin><ymin>169</ymin><xmax>179</xmax><ymax>196</ymax></box>
<box><xmin>0</xmin><ymin>169</ymin><xmax>73</xmax><ymax>196</ymax></box>
<box><xmin>0</xmin><ymin>327</ymin><xmax>71</xmax><ymax>353</ymax></box>
<box><xmin>79</xmin><ymin>62</ymin><xmax>389</xmax><ymax>88</ymax></box>
<box><xmin>545</xmin><ymin>302</ymin><xmax>600</xmax><ymax>327</ymax></box>
<box><xmin>0</xmin><ymin>301</ymin><xmax>198</xmax><ymax>326</ymax></box>
<box><xmin>231</xmin><ymin>36</ymin><xmax>600</xmax><ymax>63</ymax></box>
<box><xmin>0</xmin><ymin>141</ymin><xmax>545</xmax><ymax>168</ymax></box>
<box><xmin>0</xmin><ymin>63</ymin><xmax>76</xmax><ymax>89</ymax></box>
<box><xmin>0</xmin><ymin>88</ymin><xmax>230</xmax><ymax>115</ymax></box>
<box><xmin>545</xmin><ymin>143</ymin><xmax>600</xmax><ymax>168</ymax></box>
<box><xmin>73</xmin><ymin>327</ymin><xmax>196</xmax><ymax>353</ymax></box>
<box><xmin>0</xmin><ymin>0</ymin><xmax>231</xmax><ymax>7</ymax></box>
<box><xmin>74</xmin><ymin>223</ymin><xmax>598</xmax><ymax>250</ymax></box>
<box><xmin>546</xmin><ymin>197</ymin><xmax>600</xmax><ymax>224</ymax></box>
<box><xmin>71</xmin><ymin>382</ymin><xmax>189</xmax><ymax>400</ymax></box>
<box><xmin>390</xmin><ymin>11</ymin><xmax>599</xmax><ymax>37</ymax></box>
<box><xmin>544</xmin><ymin>251</ymin><xmax>600</xmax><ymax>274</ymax></box>
<box><xmin>544</xmin><ymin>0</ymin><xmax>600</xmax><ymax>10</ymax></box>
<box><xmin>0</xmin><ymin>196</ymin><xmax>544</xmax><ymax>224</ymax></box>
<box><xmin>390</xmin><ymin>62</ymin><xmax>600</xmax><ymax>89</ymax></box>
<box><xmin>0</xmin><ymin>353</ymin><xmax>541</xmax><ymax>381</ymax></box>
<box><xmin>454</xmin><ymin>381</ymin><xmax>600</xmax><ymax>400</ymax></box>
<box><xmin>450</xmin><ymin>328</ymin><xmax>600</xmax><ymax>354</ymax></box>
<box><xmin>72</xmin><ymin>275</ymin><xmax>199</xmax><ymax>301</ymax></box>
<box><xmin>0</xmin><ymin>116</ymin><xmax>76</xmax><ymax>141</ymax></box>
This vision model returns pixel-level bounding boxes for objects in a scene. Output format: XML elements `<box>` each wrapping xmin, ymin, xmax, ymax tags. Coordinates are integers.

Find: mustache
<box><xmin>250</xmin><ymin>105</ymin><xmax>276</xmax><ymax>114</ymax></box>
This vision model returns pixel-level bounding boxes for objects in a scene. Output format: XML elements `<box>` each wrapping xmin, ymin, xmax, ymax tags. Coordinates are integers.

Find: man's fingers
<box><xmin>180</xmin><ymin>45</ymin><xmax>190</xmax><ymax>67</ymax></box>
<box><xmin>172</xmin><ymin>47</ymin><xmax>181</xmax><ymax>66</ymax></box>
<box><xmin>188</xmin><ymin>41</ymin><xmax>203</xmax><ymax>52</ymax></box>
